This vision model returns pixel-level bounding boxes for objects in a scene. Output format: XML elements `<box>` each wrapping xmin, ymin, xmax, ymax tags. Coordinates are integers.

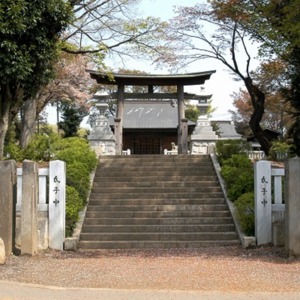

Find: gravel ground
<box><xmin>0</xmin><ymin>246</ymin><xmax>300</xmax><ymax>293</ymax></box>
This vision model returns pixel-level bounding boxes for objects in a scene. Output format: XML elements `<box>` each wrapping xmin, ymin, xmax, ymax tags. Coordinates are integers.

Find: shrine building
<box><xmin>87</xmin><ymin>70</ymin><xmax>240</xmax><ymax>156</ymax></box>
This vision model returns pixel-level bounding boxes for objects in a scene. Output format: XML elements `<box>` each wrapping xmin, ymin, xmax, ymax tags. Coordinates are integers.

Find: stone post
<box><xmin>0</xmin><ymin>160</ymin><xmax>16</xmax><ymax>256</ymax></box>
<box><xmin>254</xmin><ymin>160</ymin><xmax>272</xmax><ymax>246</ymax></box>
<box><xmin>115</xmin><ymin>84</ymin><xmax>125</xmax><ymax>155</ymax></box>
<box><xmin>49</xmin><ymin>160</ymin><xmax>66</xmax><ymax>250</ymax></box>
<box><xmin>285</xmin><ymin>157</ymin><xmax>300</xmax><ymax>256</ymax></box>
<box><xmin>21</xmin><ymin>160</ymin><xmax>38</xmax><ymax>256</ymax></box>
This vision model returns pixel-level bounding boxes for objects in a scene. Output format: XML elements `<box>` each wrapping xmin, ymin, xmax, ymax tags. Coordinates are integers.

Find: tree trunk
<box><xmin>0</xmin><ymin>85</ymin><xmax>13</xmax><ymax>160</ymax></box>
<box><xmin>20</xmin><ymin>96</ymin><xmax>38</xmax><ymax>149</ymax></box>
<box><xmin>244</xmin><ymin>78</ymin><xmax>272</xmax><ymax>156</ymax></box>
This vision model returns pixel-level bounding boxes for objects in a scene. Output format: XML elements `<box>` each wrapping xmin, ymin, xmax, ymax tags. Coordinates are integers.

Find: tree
<box><xmin>19</xmin><ymin>51</ymin><xmax>94</xmax><ymax>148</ymax></box>
<box><xmin>63</xmin><ymin>0</ymin><xmax>169</xmax><ymax>61</ymax></box>
<box><xmin>230</xmin><ymin>60</ymin><xmax>292</xmax><ymax>137</ymax></box>
<box><xmin>207</xmin><ymin>0</ymin><xmax>300</xmax><ymax>154</ymax></box>
<box><xmin>0</xmin><ymin>0</ymin><xmax>169</xmax><ymax>157</ymax></box>
<box><xmin>58</xmin><ymin>102</ymin><xmax>88</xmax><ymax>137</ymax></box>
<box><xmin>0</xmin><ymin>0</ymin><xmax>72</xmax><ymax>159</ymax></box>
<box><xmin>160</xmin><ymin>3</ymin><xmax>273</xmax><ymax>154</ymax></box>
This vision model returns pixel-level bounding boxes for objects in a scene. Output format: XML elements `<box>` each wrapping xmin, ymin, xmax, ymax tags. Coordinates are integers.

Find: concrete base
<box><xmin>241</xmin><ymin>236</ymin><xmax>256</xmax><ymax>248</ymax></box>
<box><xmin>64</xmin><ymin>237</ymin><xmax>78</xmax><ymax>251</ymax></box>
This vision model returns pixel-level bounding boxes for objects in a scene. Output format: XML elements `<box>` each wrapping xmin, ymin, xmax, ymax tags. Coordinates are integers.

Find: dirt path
<box><xmin>0</xmin><ymin>246</ymin><xmax>299</xmax><ymax>293</ymax></box>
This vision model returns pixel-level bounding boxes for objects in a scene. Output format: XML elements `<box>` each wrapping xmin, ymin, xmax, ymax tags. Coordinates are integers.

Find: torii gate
<box><xmin>87</xmin><ymin>70</ymin><xmax>216</xmax><ymax>155</ymax></box>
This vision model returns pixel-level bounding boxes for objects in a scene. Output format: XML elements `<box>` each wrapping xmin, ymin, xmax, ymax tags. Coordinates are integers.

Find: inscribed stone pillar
<box><xmin>21</xmin><ymin>160</ymin><xmax>38</xmax><ymax>256</ymax></box>
<box><xmin>49</xmin><ymin>160</ymin><xmax>66</xmax><ymax>250</ymax></box>
<box><xmin>115</xmin><ymin>84</ymin><xmax>125</xmax><ymax>155</ymax></box>
<box><xmin>254</xmin><ymin>160</ymin><xmax>272</xmax><ymax>246</ymax></box>
<box><xmin>285</xmin><ymin>157</ymin><xmax>300</xmax><ymax>257</ymax></box>
<box><xmin>177</xmin><ymin>85</ymin><xmax>187</xmax><ymax>154</ymax></box>
<box><xmin>0</xmin><ymin>160</ymin><xmax>16</xmax><ymax>256</ymax></box>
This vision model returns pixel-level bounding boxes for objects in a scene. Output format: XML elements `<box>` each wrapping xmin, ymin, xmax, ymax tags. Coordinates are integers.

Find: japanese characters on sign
<box><xmin>53</xmin><ymin>175</ymin><xmax>60</xmax><ymax>206</ymax></box>
<box><xmin>261</xmin><ymin>176</ymin><xmax>268</xmax><ymax>207</ymax></box>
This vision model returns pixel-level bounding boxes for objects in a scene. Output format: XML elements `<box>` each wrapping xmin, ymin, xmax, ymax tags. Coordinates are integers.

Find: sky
<box><xmin>136</xmin><ymin>0</ymin><xmax>246</xmax><ymax>120</ymax></box>
<box><xmin>48</xmin><ymin>0</ymin><xmax>258</xmax><ymax>125</ymax></box>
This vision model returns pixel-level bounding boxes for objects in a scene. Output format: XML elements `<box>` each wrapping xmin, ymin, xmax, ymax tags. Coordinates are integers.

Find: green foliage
<box><xmin>7</xmin><ymin>133</ymin><xmax>97</xmax><ymax>237</ymax></box>
<box><xmin>215</xmin><ymin>139</ymin><xmax>250</xmax><ymax>166</ymax></box>
<box><xmin>23</xmin><ymin>133</ymin><xmax>59</xmax><ymax>161</ymax></box>
<box><xmin>58</xmin><ymin>103</ymin><xmax>88</xmax><ymax>138</ymax></box>
<box><xmin>53</xmin><ymin>137</ymin><xmax>97</xmax><ymax>172</ymax></box>
<box><xmin>269</xmin><ymin>141</ymin><xmax>294</xmax><ymax>160</ymax></box>
<box><xmin>220</xmin><ymin>154</ymin><xmax>254</xmax><ymax>202</ymax></box>
<box><xmin>65</xmin><ymin>185</ymin><xmax>84</xmax><ymax>237</ymax></box>
<box><xmin>185</xmin><ymin>105</ymin><xmax>200</xmax><ymax>122</ymax></box>
<box><xmin>0</xmin><ymin>0</ymin><xmax>72</xmax><ymax>89</ymax></box>
<box><xmin>66</xmin><ymin>162</ymin><xmax>90</xmax><ymax>203</ymax></box>
<box><xmin>235</xmin><ymin>192</ymin><xmax>255</xmax><ymax>236</ymax></box>
<box><xmin>4</xmin><ymin>143</ymin><xmax>23</xmax><ymax>161</ymax></box>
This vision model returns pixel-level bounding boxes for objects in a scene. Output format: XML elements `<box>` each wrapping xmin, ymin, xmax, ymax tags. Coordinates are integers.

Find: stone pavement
<box><xmin>0</xmin><ymin>281</ymin><xmax>300</xmax><ymax>300</ymax></box>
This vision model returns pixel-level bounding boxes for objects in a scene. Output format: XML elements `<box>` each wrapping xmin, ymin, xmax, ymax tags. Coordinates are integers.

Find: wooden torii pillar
<box><xmin>177</xmin><ymin>85</ymin><xmax>188</xmax><ymax>154</ymax></box>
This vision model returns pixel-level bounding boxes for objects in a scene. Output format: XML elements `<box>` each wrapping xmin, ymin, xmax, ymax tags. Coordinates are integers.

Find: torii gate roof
<box><xmin>87</xmin><ymin>70</ymin><xmax>216</xmax><ymax>86</ymax></box>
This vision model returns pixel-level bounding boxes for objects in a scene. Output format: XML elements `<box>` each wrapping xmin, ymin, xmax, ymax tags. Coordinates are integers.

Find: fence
<box><xmin>254</xmin><ymin>160</ymin><xmax>285</xmax><ymax>246</ymax></box>
<box><xmin>15</xmin><ymin>160</ymin><xmax>66</xmax><ymax>251</ymax></box>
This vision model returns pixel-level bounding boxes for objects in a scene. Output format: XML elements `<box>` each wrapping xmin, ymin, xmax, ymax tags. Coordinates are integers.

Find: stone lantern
<box><xmin>88</xmin><ymin>102</ymin><xmax>116</xmax><ymax>156</ymax></box>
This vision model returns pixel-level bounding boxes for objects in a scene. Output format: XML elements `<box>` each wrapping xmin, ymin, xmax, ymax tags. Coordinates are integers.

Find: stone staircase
<box><xmin>78</xmin><ymin>155</ymin><xmax>240</xmax><ymax>249</ymax></box>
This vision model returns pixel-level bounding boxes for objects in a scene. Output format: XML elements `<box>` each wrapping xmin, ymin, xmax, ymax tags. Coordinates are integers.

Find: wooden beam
<box><xmin>94</xmin><ymin>92</ymin><xmax>212</xmax><ymax>101</ymax></box>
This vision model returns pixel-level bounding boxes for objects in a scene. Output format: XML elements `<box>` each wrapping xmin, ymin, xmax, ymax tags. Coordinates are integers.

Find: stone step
<box><xmin>89</xmin><ymin>192</ymin><xmax>224</xmax><ymax>200</ymax></box>
<box><xmin>91</xmin><ymin>181</ymin><xmax>220</xmax><ymax>188</ymax></box>
<box><xmin>86</xmin><ymin>204</ymin><xmax>228</xmax><ymax>212</ymax></box>
<box><xmin>85</xmin><ymin>210</ymin><xmax>231</xmax><ymax>218</ymax></box>
<box><xmin>88</xmin><ymin>198</ymin><xmax>226</xmax><ymax>206</ymax></box>
<box><xmin>90</xmin><ymin>186</ymin><xmax>222</xmax><ymax>194</ymax></box>
<box><xmin>79</xmin><ymin>232</ymin><xmax>238</xmax><ymax>242</ymax></box>
<box><xmin>84</xmin><ymin>217</ymin><xmax>234</xmax><ymax>226</ymax></box>
<box><xmin>79</xmin><ymin>155</ymin><xmax>239</xmax><ymax>250</ymax></box>
<box><xmin>98</xmin><ymin>162</ymin><xmax>213</xmax><ymax>168</ymax></box>
<box><xmin>99</xmin><ymin>155</ymin><xmax>210</xmax><ymax>161</ymax></box>
<box><xmin>94</xmin><ymin>170</ymin><xmax>217</xmax><ymax>177</ymax></box>
<box><xmin>81</xmin><ymin>224</ymin><xmax>236</xmax><ymax>233</ymax></box>
<box><xmin>78</xmin><ymin>240</ymin><xmax>240</xmax><ymax>249</ymax></box>
<box><xmin>93</xmin><ymin>175</ymin><xmax>219</xmax><ymax>182</ymax></box>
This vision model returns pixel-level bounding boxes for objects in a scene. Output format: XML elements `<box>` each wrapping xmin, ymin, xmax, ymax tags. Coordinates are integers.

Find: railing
<box><xmin>248</xmin><ymin>150</ymin><xmax>265</xmax><ymax>161</ymax></box>
<box><xmin>16</xmin><ymin>168</ymin><xmax>49</xmax><ymax>212</ymax></box>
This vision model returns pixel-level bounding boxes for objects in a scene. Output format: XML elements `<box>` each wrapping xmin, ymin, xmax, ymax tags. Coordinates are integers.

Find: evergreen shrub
<box><xmin>220</xmin><ymin>154</ymin><xmax>254</xmax><ymax>202</ymax></box>
<box><xmin>66</xmin><ymin>161</ymin><xmax>91</xmax><ymax>203</ymax></box>
<box><xmin>53</xmin><ymin>137</ymin><xmax>97</xmax><ymax>172</ymax></box>
<box><xmin>215</xmin><ymin>139</ymin><xmax>249</xmax><ymax>166</ymax></box>
<box><xmin>66</xmin><ymin>185</ymin><xmax>84</xmax><ymax>237</ymax></box>
<box><xmin>235</xmin><ymin>192</ymin><xmax>255</xmax><ymax>236</ymax></box>
<box><xmin>23</xmin><ymin>133</ymin><xmax>59</xmax><ymax>161</ymax></box>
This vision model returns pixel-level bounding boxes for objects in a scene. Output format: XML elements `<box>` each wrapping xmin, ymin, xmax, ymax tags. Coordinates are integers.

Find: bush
<box><xmin>220</xmin><ymin>154</ymin><xmax>254</xmax><ymax>201</ymax></box>
<box><xmin>235</xmin><ymin>192</ymin><xmax>255</xmax><ymax>236</ymax></box>
<box><xmin>21</xmin><ymin>134</ymin><xmax>97</xmax><ymax>237</ymax></box>
<box><xmin>4</xmin><ymin>143</ymin><xmax>23</xmax><ymax>161</ymax></box>
<box><xmin>269</xmin><ymin>141</ymin><xmax>293</xmax><ymax>161</ymax></box>
<box><xmin>23</xmin><ymin>133</ymin><xmax>59</xmax><ymax>161</ymax></box>
<box><xmin>66</xmin><ymin>185</ymin><xmax>84</xmax><ymax>237</ymax></box>
<box><xmin>66</xmin><ymin>162</ymin><xmax>91</xmax><ymax>203</ymax></box>
<box><xmin>53</xmin><ymin>137</ymin><xmax>97</xmax><ymax>172</ymax></box>
<box><xmin>215</xmin><ymin>139</ymin><xmax>250</xmax><ymax>166</ymax></box>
